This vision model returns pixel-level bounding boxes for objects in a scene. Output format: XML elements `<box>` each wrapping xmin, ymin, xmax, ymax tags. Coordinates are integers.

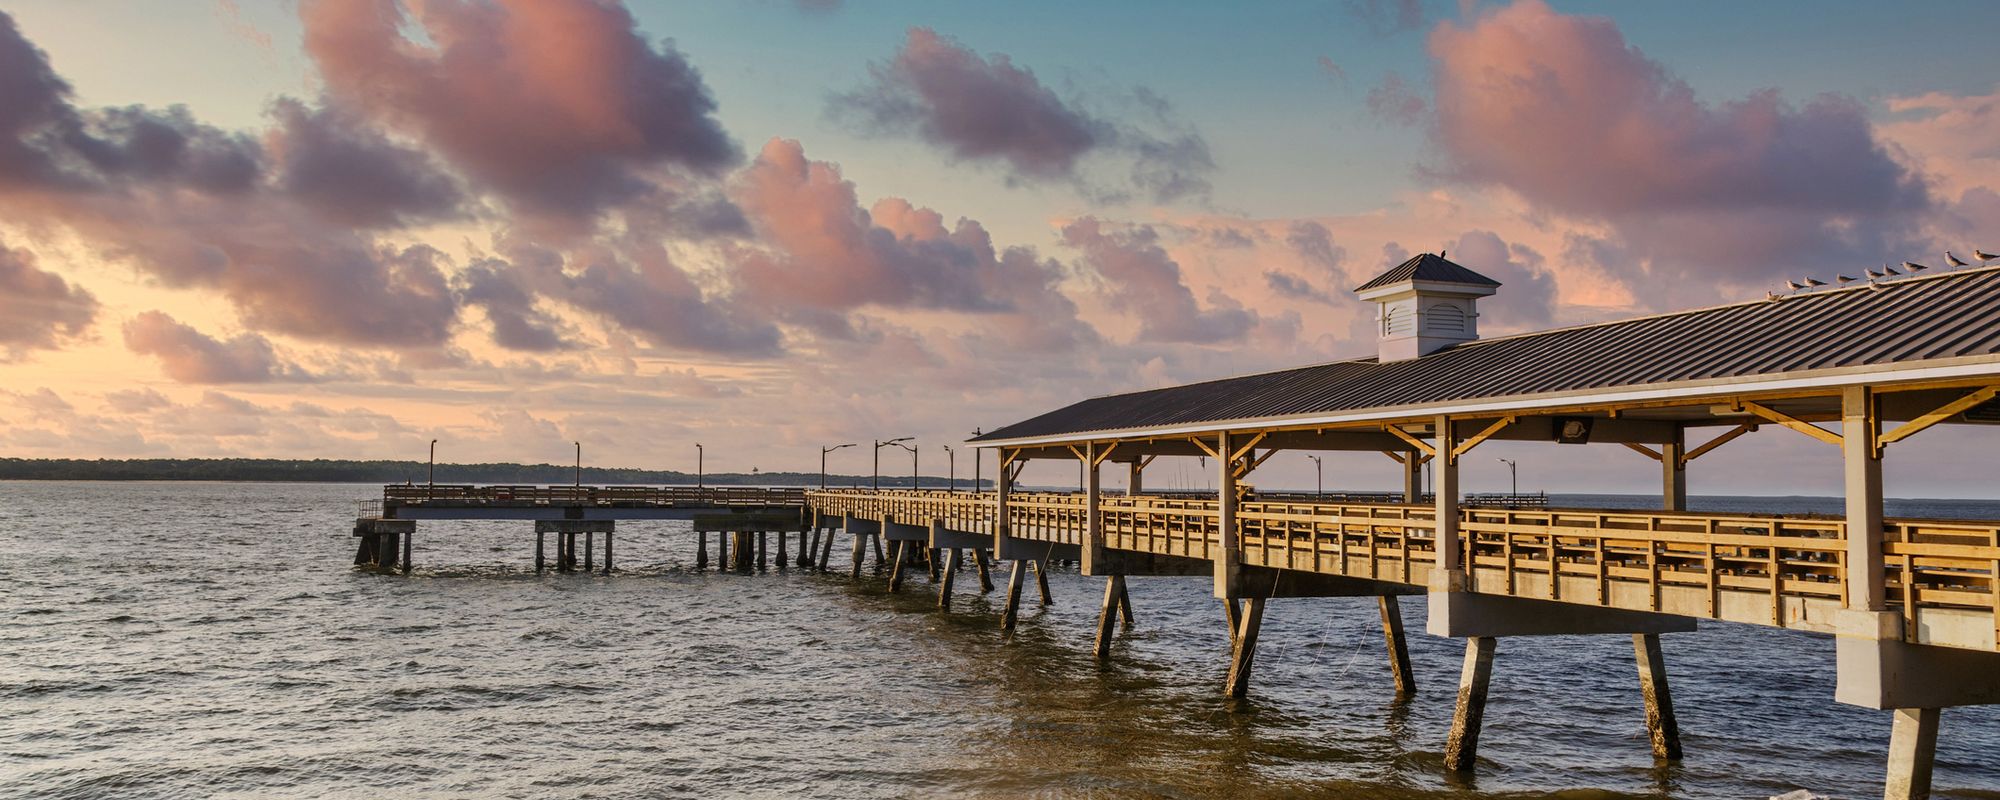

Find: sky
<box><xmin>1</xmin><ymin>0</ymin><xmax>1998</xmax><ymax>496</ymax></box>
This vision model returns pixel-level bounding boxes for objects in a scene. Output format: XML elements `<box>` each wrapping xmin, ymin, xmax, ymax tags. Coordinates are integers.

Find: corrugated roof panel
<box><xmin>974</xmin><ymin>267</ymin><xmax>2000</xmax><ymax>443</ymax></box>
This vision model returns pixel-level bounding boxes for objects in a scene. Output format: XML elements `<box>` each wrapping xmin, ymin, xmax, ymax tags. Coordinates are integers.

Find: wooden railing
<box><xmin>384</xmin><ymin>484</ymin><xmax>805</xmax><ymax>507</ymax></box>
<box><xmin>806</xmin><ymin>489</ymin><xmax>2000</xmax><ymax>652</ymax></box>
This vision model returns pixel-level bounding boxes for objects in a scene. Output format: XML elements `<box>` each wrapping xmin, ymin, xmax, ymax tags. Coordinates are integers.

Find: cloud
<box><xmin>455</xmin><ymin>259</ymin><xmax>579</xmax><ymax>352</ymax></box>
<box><xmin>266</xmin><ymin>97</ymin><xmax>464</xmax><ymax>228</ymax></box>
<box><xmin>730</xmin><ymin>138</ymin><xmax>1095</xmax><ymax>350</ymax></box>
<box><xmin>496</xmin><ymin>237</ymin><xmax>784</xmax><ymax>358</ymax></box>
<box><xmin>832</xmin><ymin>27</ymin><xmax>1213</xmax><ymax>203</ymax></box>
<box><xmin>300</xmin><ymin>0</ymin><xmax>738</xmax><ymax>224</ymax></box>
<box><xmin>1317</xmin><ymin>56</ymin><xmax>1347</xmax><ymax>85</ymax></box>
<box><xmin>122</xmin><ymin>310</ymin><xmax>319</xmax><ymax>383</ymax></box>
<box><xmin>104</xmin><ymin>387</ymin><xmax>172</xmax><ymax>414</ymax></box>
<box><xmin>1366</xmin><ymin>72</ymin><xmax>1427</xmax><ymax>127</ymax></box>
<box><xmin>1423</xmin><ymin>0</ymin><xmax>1929</xmax><ymax>289</ymax></box>
<box><xmin>1445</xmin><ymin>230</ymin><xmax>1556</xmax><ymax>330</ymax></box>
<box><xmin>1061</xmin><ymin>217</ymin><xmax>1255</xmax><ymax>345</ymax></box>
<box><xmin>0</xmin><ymin>240</ymin><xmax>97</xmax><ymax>360</ymax></box>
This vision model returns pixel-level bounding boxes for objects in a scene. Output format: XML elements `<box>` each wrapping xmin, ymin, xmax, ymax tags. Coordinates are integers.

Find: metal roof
<box><xmin>1353</xmin><ymin>253</ymin><xmax>1501</xmax><ymax>292</ymax></box>
<box><xmin>974</xmin><ymin>266</ymin><xmax>2000</xmax><ymax>444</ymax></box>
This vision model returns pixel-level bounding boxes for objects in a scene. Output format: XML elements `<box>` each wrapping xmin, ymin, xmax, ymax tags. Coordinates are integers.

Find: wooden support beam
<box><xmin>1682</xmin><ymin>422</ymin><xmax>1757</xmax><ymax>465</ymax></box>
<box><xmin>888</xmin><ymin>541</ymin><xmax>909</xmax><ymax>592</ymax></box>
<box><xmin>1094</xmin><ymin>575</ymin><xmax>1125</xmax><ymax>659</ymax></box>
<box><xmin>937</xmin><ymin>548</ymin><xmax>958</xmax><ymax>611</ymax></box>
<box><xmin>1001</xmin><ymin>561</ymin><xmax>1026</xmax><ymax>631</ymax></box>
<box><xmin>1444</xmin><ymin>636</ymin><xmax>1497</xmax><ymax>771</ymax></box>
<box><xmin>973</xmin><ymin>548</ymin><xmax>994</xmax><ymax>593</ymax></box>
<box><xmin>1228</xmin><ymin>432</ymin><xmax>1269</xmax><ymax>466</ymax></box>
<box><xmin>1384</xmin><ymin>424</ymin><xmax>1437</xmax><ymax>458</ymax></box>
<box><xmin>1092</xmin><ymin>441</ymin><xmax>1121</xmax><ymax>466</ymax></box>
<box><xmin>1381</xmin><ymin>596</ymin><xmax>1415</xmax><ymax>696</ymax></box>
<box><xmin>1381</xmin><ymin>450</ymin><xmax>1406</xmax><ymax>465</ymax></box>
<box><xmin>1223</xmin><ymin>597</ymin><xmax>1266</xmax><ymax>698</ymax></box>
<box><xmin>1623</xmin><ymin>442</ymin><xmax>1663</xmax><ymax>461</ymax></box>
<box><xmin>1239</xmin><ymin>447</ymin><xmax>1281</xmax><ymax>476</ymax></box>
<box><xmin>1223</xmin><ymin>598</ymin><xmax>1241</xmax><ymax>646</ymax></box>
<box><xmin>1634</xmin><ymin>633</ymin><xmax>1682</xmax><ymax>760</ymax></box>
<box><xmin>1741</xmin><ymin>401</ymin><xmax>1843</xmax><ymax>447</ymax></box>
<box><xmin>1451</xmin><ymin>416</ymin><xmax>1518</xmax><ymax>462</ymax></box>
<box><xmin>1137</xmin><ymin>455</ymin><xmax>1158</xmax><ymax>469</ymax></box>
<box><xmin>1034</xmin><ymin>559</ymin><xmax>1053</xmax><ymax>605</ymax></box>
<box><xmin>1877</xmin><ymin>384</ymin><xmax>2000</xmax><ymax>455</ymax></box>
<box><xmin>1189</xmin><ymin>436</ymin><xmax>1220</xmax><ymax>460</ymax></box>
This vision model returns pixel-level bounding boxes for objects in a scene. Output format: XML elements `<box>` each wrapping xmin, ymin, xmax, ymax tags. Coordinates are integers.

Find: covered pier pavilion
<box><xmin>809</xmin><ymin>255</ymin><xmax>2000</xmax><ymax>798</ymax></box>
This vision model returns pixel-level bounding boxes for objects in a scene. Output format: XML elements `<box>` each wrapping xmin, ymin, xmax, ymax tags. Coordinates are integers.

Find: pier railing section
<box><xmin>384</xmin><ymin>484</ymin><xmax>805</xmax><ymax>507</ymax></box>
<box><xmin>806</xmin><ymin>489</ymin><xmax>2000</xmax><ymax>653</ymax></box>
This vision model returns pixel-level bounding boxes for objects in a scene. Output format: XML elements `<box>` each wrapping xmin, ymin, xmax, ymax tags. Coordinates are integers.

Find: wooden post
<box><xmin>1444</xmin><ymin>636</ymin><xmax>1498</xmax><ymax>771</ymax></box>
<box><xmin>1094</xmin><ymin>574</ymin><xmax>1126</xmax><ymax>659</ymax></box>
<box><xmin>1844</xmin><ymin>386</ymin><xmax>1886</xmax><ymax>611</ymax></box>
<box><xmin>821</xmin><ymin>524</ymin><xmax>837</xmax><ymax>574</ymax></box>
<box><xmin>536</xmin><ymin>530</ymin><xmax>546</xmax><ymax>573</ymax></box>
<box><xmin>400</xmin><ymin>529</ymin><xmax>412</xmax><ymax>574</ymax></box>
<box><xmin>1633</xmin><ymin>633</ymin><xmax>1682</xmax><ymax>760</ymax></box>
<box><xmin>802</xmin><ymin>529</ymin><xmax>817</xmax><ymax>567</ymax></box>
<box><xmin>757</xmin><ymin>531</ymin><xmax>768</xmax><ymax>572</ymax></box>
<box><xmin>696</xmin><ymin>531</ymin><xmax>708</xmax><ymax>571</ymax></box>
<box><xmin>1662</xmin><ymin>424</ymin><xmax>1687</xmax><ymax>512</ymax></box>
<box><xmin>1216</xmin><ymin>431</ymin><xmax>1240</xmax><ymax>598</ymax></box>
<box><xmin>1884</xmin><ymin>707</ymin><xmax>1940</xmax><ymax>800</ymax></box>
<box><xmin>849</xmin><ymin>521</ymin><xmax>866</xmax><ymax>579</ymax></box>
<box><xmin>777</xmin><ymin>528</ymin><xmax>788</xmax><ymax>569</ymax></box>
<box><xmin>739</xmin><ymin>532</ymin><xmax>756</xmax><ymax>572</ymax></box>
<box><xmin>871</xmin><ymin>530</ymin><xmax>885</xmax><ymax>573</ymax></box>
<box><xmin>602</xmin><ymin>530</ymin><xmax>613</xmax><ymax>575</ymax></box>
<box><xmin>719</xmin><ymin>530</ymin><xmax>731</xmax><ymax>573</ymax></box>
<box><xmin>1223</xmin><ymin>596</ymin><xmax>1266</xmax><ymax>698</ymax></box>
<box><xmin>1034</xmin><ymin>559</ymin><xmax>1053</xmax><ymax>605</ymax></box>
<box><xmin>376</xmin><ymin>532</ymin><xmax>398</xmax><ymax>571</ymax></box>
<box><xmin>973</xmin><ymin>548</ymin><xmax>994</xmax><ymax>593</ymax></box>
<box><xmin>584</xmin><ymin>531</ymin><xmax>595</xmax><ymax>573</ymax></box>
<box><xmin>937</xmin><ymin>548</ymin><xmax>959</xmax><ymax>610</ymax></box>
<box><xmin>1402</xmin><ymin>449</ymin><xmax>1422</xmax><ymax>503</ymax></box>
<box><xmin>1001</xmin><ymin>559</ymin><xmax>1026</xmax><ymax>631</ymax></box>
<box><xmin>1116</xmin><ymin>579</ymin><xmax>1134</xmax><ymax>627</ymax></box>
<box><xmin>1381</xmin><ymin>596</ymin><xmax>1415</xmax><ymax>696</ymax></box>
<box><xmin>888</xmin><ymin>541</ymin><xmax>909</xmax><ymax>592</ymax></box>
<box><xmin>927</xmin><ymin>547</ymin><xmax>940</xmax><ymax>584</ymax></box>
<box><xmin>1128</xmin><ymin>459</ymin><xmax>1144</xmax><ymax>496</ymax></box>
<box><xmin>1436</xmin><ymin>415</ymin><xmax>1461</xmax><ymax>574</ymax></box>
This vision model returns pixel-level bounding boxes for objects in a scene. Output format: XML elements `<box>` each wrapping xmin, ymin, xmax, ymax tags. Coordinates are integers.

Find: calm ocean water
<box><xmin>2</xmin><ymin>481</ymin><xmax>1997</xmax><ymax>799</ymax></box>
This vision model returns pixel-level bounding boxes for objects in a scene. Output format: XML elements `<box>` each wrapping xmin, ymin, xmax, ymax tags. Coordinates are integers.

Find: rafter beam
<box><xmin>1876</xmin><ymin>385</ymin><xmax>2000</xmax><ymax>455</ymax></box>
<box><xmin>1092</xmin><ymin>442</ymin><xmax>1121</xmax><ymax>466</ymax></box>
<box><xmin>1235</xmin><ymin>447</ymin><xmax>1281</xmax><ymax>478</ymax></box>
<box><xmin>1137</xmin><ymin>455</ymin><xmax>1158</xmax><ymax>469</ymax></box>
<box><xmin>1066</xmin><ymin>444</ymin><xmax>1087</xmax><ymax>462</ymax></box>
<box><xmin>1682</xmin><ymin>422</ymin><xmax>1757</xmax><ymax>466</ymax></box>
<box><xmin>1450</xmin><ymin>415</ymin><xmax>1517</xmax><ymax>462</ymax></box>
<box><xmin>1740</xmin><ymin>401</ymin><xmax>1842</xmax><ymax>448</ymax></box>
<box><xmin>1383</xmin><ymin>425</ymin><xmax>1436</xmax><ymax>458</ymax></box>
<box><xmin>1381</xmin><ymin>450</ymin><xmax>1406</xmax><ymax>465</ymax></box>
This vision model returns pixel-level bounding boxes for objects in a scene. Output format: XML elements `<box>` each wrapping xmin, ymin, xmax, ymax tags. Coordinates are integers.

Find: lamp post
<box><xmin>695</xmin><ymin>443</ymin><xmax>704</xmax><ymax>489</ymax></box>
<box><xmin>874</xmin><ymin>437</ymin><xmax>912</xmax><ymax>490</ymax></box>
<box><xmin>428</xmin><ymin>438</ymin><xmax>437</xmax><ymax>499</ymax></box>
<box><xmin>1497</xmin><ymin>457</ymin><xmax>1518</xmax><ymax>496</ymax></box>
<box><xmin>943</xmin><ymin>445</ymin><xmax>956</xmax><ymax>492</ymax></box>
<box><xmin>971</xmin><ymin>428</ymin><xmax>982</xmax><ymax>491</ymax></box>
<box><xmin>891</xmin><ymin>440</ymin><xmax>918</xmax><ymax>490</ymax></box>
<box><xmin>573</xmin><ymin>441</ymin><xmax>581</xmax><ymax>488</ymax></box>
<box><xmin>1306</xmin><ymin>454</ymin><xmax>1323</xmax><ymax>497</ymax></box>
<box><xmin>820</xmin><ymin>443</ymin><xmax>856</xmax><ymax>490</ymax></box>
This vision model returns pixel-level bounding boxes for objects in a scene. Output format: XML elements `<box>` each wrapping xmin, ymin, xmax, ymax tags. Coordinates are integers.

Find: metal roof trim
<box><xmin>965</xmin><ymin>353</ymin><xmax>2000</xmax><ymax>448</ymax></box>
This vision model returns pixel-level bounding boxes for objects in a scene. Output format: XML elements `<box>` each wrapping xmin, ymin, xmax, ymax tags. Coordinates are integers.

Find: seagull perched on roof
<box><xmin>1837</xmin><ymin>274</ymin><xmax>1858</xmax><ymax>285</ymax></box>
<box><xmin>1866</xmin><ymin>268</ymin><xmax>1885</xmax><ymax>280</ymax></box>
<box><xmin>1884</xmin><ymin>264</ymin><xmax>1902</xmax><ymax>276</ymax></box>
<box><xmin>1977</xmin><ymin>249</ymin><xmax>1998</xmax><ymax>264</ymax></box>
<box><xmin>1805</xmin><ymin>277</ymin><xmax>1826</xmax><ymax>287</ymax></box>
<box><xmin>1948</xmin><ymin>251</ymin><xmax>1969</xmax><ymax>269</ymax></box>
<box><xmin>1903</xmin><ymin>261</ymin><xmax>1929</xmax><ymax>273</ymax></box>
<box><xmin>1786</xmin><ymin>279</ymin><xmax>1805</xmax><ymax>291</ymax></box>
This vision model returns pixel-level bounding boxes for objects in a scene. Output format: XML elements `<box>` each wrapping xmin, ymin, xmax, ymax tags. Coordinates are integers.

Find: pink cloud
<box><xmin>1423</xmin><ymin>0</ymin><xmax>1929</xmax><ymax>288</ymax></box>
<box><xmin>1061</xmin><ymin>217</ymin><xmax>1255</xmax><ymax>345</ymax></box>
<box><xmin>0</xmin><ymin>239</ymin><xmax>96</xmax><ymax>361</ymax></box>
<box><xmin>122</xmin><ymin>310</ymin><xmax>318</xmax><ymax>384</ymax></box>
<box><xmin>301</xmin><ymin>0</ymin><xmax>737</xmax><ymax>224</ymax></box>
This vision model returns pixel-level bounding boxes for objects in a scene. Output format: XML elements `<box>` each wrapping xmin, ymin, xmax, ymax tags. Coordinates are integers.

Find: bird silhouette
<box><xmin>1977</xmin><ymin>249</ymin><xmax>1998</xmax><ymax>264</ymax></box>
<box><xmin>1947</xmin><ymin>251</ymin><xmax>1969</xmax><ymax>269</ymax></box>
<box><xmin>1903</xmin><ymin>261</ymin><xmax>1929</xmax><ymax>272</ymax></box>
<box><xmin>1837</xmin><ymin>274</ymin><xmax>1858</xmax><ymax>285</ymax></box>
<box><xmin>1786</xmin><ymin>280</ymin><xmax>1804</xmax><ymax>291</ymax></box>
<box><xmin>1866</xmin><ymin>268</ymin><xmax>1885</xmax><ymax>279</ymax></box>
<box><xmin>1805</xmin><ymin>277</ymin><xmax>1826</xmax><ymax>287</ymax></box>
<box><xmin>1884</xmin><ymin>265</ymin><xmax>1902</xmax><ymax>276</ymax></box>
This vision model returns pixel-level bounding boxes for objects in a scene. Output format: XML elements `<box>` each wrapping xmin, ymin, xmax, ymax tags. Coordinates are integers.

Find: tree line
<box><xmin>0</xmin><ymin>457</ymin><xmax>987</xmax><ymax>488</ymax></box>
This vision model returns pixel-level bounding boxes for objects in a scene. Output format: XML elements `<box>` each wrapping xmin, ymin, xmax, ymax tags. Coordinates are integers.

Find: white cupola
<box><xmin>1353</xmin><ymin>252</ymin><xmax>1500</xmax><ymax>362</ymax></box>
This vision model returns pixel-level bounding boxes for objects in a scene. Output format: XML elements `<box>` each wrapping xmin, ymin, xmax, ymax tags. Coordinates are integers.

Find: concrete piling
<box><xmin>1444</xmin><ymin>636</ymin><xmax>1498</xmax><ymax>771</ymax></box>
<box><xmin>1381</xmin><ymin>596</ymin><xmax>1415</xmax><ymax>696</ymax></box>
<box><xmin>1223</xmin><ymin>596</ymin><xmax>1265</xmax><ymax>698</ymax></box>
<box><xmin>1885</xmin><ymin>707</ymin><xmax>1940</xmax><ymax>800</ymax></box>
<box><xmin>1633</xmin><ymin>633</ymin><xmax>1681</xmax><ymax>760</ymax></box>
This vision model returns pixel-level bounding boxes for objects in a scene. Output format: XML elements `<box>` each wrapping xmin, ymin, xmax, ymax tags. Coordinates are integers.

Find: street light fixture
<box><xmin>695</xmin><ymin>443</ymin><xmax>704</xmax><ymax>489</ymax></box>
<box><xmin>873</xmin><ymin>437</ymin><xmax>912</xmax><ymax>490</ymax></box>
<box><xmin>1497</xmin><ymin>457</ymin><xmax>1518</xmax><ymax>496</ymax></box>
<box><xmin>428</xmin><ymin>438</ymin><xmax>438</xmax><ymax>499</ymax></box>
<box><xmin>970</xmin><ymin>428</ymin><xmax>982</xmax><ymax>492</ymax></box>
<box><xmin>574</xmin><ymin>441</ymin><xmax>582</xmax><ymax>488</ymax></box>
<box><xmin>889</xmin><ymin>440</ymin><xmax>919</xmax><ymax>490</ymax></box>
<box><xmin>942</xmin><ymin>445</ymin><xmax>956</xmax><ymax>492</ymax></box>
<box><xmin>1306</xmin><ymin>454</ymin><xmax>1323</xmax><ymax>497</ymax></box>
<box><xmin>820</xmin><ymin>443</ymin><xmax>856</xmax><ymax>490</ymax></box>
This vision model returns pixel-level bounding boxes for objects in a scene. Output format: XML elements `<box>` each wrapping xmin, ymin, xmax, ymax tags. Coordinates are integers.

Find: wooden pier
<box><xmin>348</xmin><ymin>258</ymin><xmax>2000</xmax><ymax>798</ymax></box>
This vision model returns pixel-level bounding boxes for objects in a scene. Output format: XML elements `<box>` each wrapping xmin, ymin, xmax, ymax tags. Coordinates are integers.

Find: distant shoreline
<box><xmin>0</xmin><ymin>457</ymin><xmax>983</xmax><ymax>489</ymax></box>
